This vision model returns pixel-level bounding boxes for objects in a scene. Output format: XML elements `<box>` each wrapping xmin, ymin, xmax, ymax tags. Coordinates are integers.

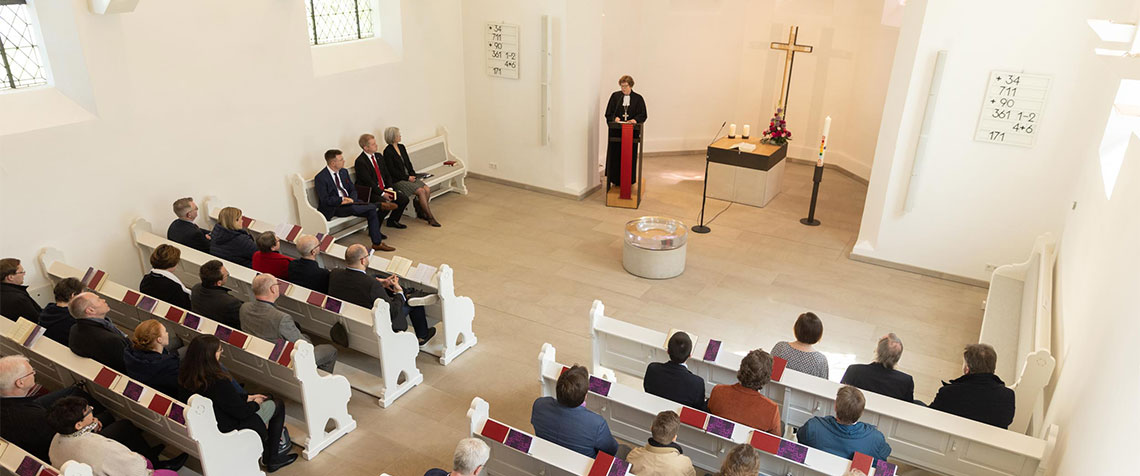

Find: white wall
<box><xmin>852</xmin><ymin>0</ymin><xmax>1124</xmax><ymax>282</ymax></box>
<box><xmin>0</xmin><ymin>0</ymin><xmax>468</xmax><ymax>289</ymax></box>
<box><xmin>461</xmin><ymin>0</ymin><xmax>603</xmax><ymax>196</ymax></box>
<box><xmin>598</xmin><ymin>0</ymin><xmax>899</xmax><ymax>179</ymax></box>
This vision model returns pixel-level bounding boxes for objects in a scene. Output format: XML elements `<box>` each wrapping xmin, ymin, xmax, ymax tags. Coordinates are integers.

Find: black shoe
<box><xmin>418</xmin><ymin>327</ymin><xmax>437</xmax><ymax>346</ymax></box>
<box><xmin>386</xmin><ymin>220</ymin><xmax>407</xmax><ymax>229</ymax></box>
<box><xmin>266</xmin><ymin>453</ymin><xmax>299</xmax><ymax>473</ymax></box>
<box><xmin>380</xmin><ymin>232</ymin><xmax>388</xmax><ymax>240</ymax></box>
<box><xmin>155</xmin><ymin>452</ymin><xmax>189</xmax><ymax>471</ymax></box>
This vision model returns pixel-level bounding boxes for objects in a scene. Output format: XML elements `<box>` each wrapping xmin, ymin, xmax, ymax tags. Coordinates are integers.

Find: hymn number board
<box><xmin>974</xmin><ymin>70</ymin><xmax>1051</xmax><ymax>147</ymax></box>
<box><xmin>486</xmin><ymin>22</ymin><xmax>519</xmax><ymax>79</ymax></box>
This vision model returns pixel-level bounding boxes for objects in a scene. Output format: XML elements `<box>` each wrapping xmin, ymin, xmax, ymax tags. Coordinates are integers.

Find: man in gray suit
<box><xmin>240</xmin><ymin>273</ymin><xmax>337</xmax><ymax>372</ymax></box>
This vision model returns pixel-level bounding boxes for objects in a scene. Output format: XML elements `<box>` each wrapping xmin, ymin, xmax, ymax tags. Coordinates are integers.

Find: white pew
<box><xmin>538</xmin><ymin>344</ymin><xmax>863</xmax><ymax>476</ymax></box>
<box><xmin>38</xmin><ymin>249</ymin><xmax>356</xmax><ymax>460</ymax></box>
<box><xmin>0</xmin><ymin>317</ymin><xmax>265</xmax><ymax>476</ymax></box>
<box><xmin>0</xmin><ymin>438</ymin><xmax>92</xmax><ymax>476</ymax></box>
<box><xmin>467</xmin><ymin>397</ymin><xmax>638</xmax><ymax>476</ymax></box>
<box><xmin>130</xmin><ymin>219</ymin><xmax>423</xmax><ymax>407</ymax></box>
<box><xmin>588</xmin><ymin>300</ymin><xmax>1059</xmax><ymax>476</ymax></box>
<box><xmin>289</xmin><ymin>127</ymin><xmax>468</xmax><ymax>238</ymax></box>
<box><xmin>200</xmin><ymin>199</ymin><xmax>477</xmax><ymax>365</ymax></box>
<box><xmin>981</xmin><ymin>233</ymin><xmax>1057</xmax><ymax>434</ymax></box>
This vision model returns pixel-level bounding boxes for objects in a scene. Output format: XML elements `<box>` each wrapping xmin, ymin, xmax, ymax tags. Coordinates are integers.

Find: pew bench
<box><xmin>0</xmin><ymin>316</ymin><xmax>265</xmax><ymax>476</ymax></box>
<box><xmin>588</xmin><ymin>300</ymin><xmax>1059</xmax><ymax>476</ymax></box>
<box><xmin>289</xmin><ymin>127</ymin><xmax>468</xmax><ymax>238</ymax></box>
<box><xmin>38</xmin><ymin>249</ymin><xmax>356</xmax><ymax>460</ymax></box>
<box><xmin>538</xmin><ymin>344</ymin><xmax>874</xmax><ymax>476</ymax></box>
<box><xmin>130</xmin><ymin>219</ymin><xmax>424</xmax><ymax>407</ymax></box>
<box><xmin>0</xmin><ymin>438</ymin><xmax>92</xmax><ymax>476</ymax></box>
<box><xmin>200</xmin><ymin>199</ymin><xmax>477</xmax><ymax>365</ymax></box>
<box><xmin>981</xmin><ymin>233</ymin><xmax>1057</xmax><ymax>434</ymax></box>
<box><xmin>467</xmin><ymin>397</ymin><xmax>639</xmax><ymax>476</ymax></box>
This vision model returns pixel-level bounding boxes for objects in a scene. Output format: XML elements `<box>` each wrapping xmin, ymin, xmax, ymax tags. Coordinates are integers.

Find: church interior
<box><xmin>1</xmin><ymin>0</ymin><xmax>1138</xmax><ymax>475</ymax></box>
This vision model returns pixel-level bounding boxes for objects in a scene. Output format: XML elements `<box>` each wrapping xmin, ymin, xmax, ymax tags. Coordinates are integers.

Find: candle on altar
<box><xmin>817</xmin><ymin>115</ymin><xmax>831</xmax><ymax>166</ymax></box>
<box><xmin>729</xmin><ymin>123</ymin><xmax>737</xmax><ymax>138</ymax></box>
<box><xmin>743</xmin><ymin>124</ymin><xmax>751</xmax><ymax>138</ymax></box>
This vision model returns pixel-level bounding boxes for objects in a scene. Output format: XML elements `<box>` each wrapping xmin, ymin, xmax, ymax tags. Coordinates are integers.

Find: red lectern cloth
<box><xmin>620</xmin><ymin>123</ymin><xmax>634</xmax><ymax>199</ymax></box>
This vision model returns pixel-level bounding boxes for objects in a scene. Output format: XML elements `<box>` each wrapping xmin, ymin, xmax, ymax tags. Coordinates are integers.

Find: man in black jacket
<box><xmin>286</xmin><ymin>235</ymin><xmax>330</xmax><ymax>294</ymax></box>
<box><xmin>328</xmin><ymin>244</ymin><xmax>435</xmax><ymax>345</ymax></box>
<box><xmin>167</xmin><ymin>197</ymin><xmax>211</xmax><ymax>254</ymax></box>
<box><xmin>841</xmin><ymin>333</ymin><xmax>917</xmax><ymax>403</ymax></box>
<box><xmin>355</xmin><ymin>133</ymin><xmax>409</xmax><ymax>229</ymax></box>
<box><xmin>0</xmin><ymin>356</ymin><xmax>166</xmax><ymax>464</ymax></box>
<box><xmin>643</xmin><ymin>331</ymin><xmax>707</xmax><ymax>411</ymax></box>
<box><xmin>929</xmin><ymin>343</ymin><xmax>1016</xmax><ymax>428</ymax></box>
<box><xmin>190</xmin><ymin>260</ymin><xmax>244</xmax><ymax>330</ymax></box>
<box><xmin>0</xmin><ymin>258</ymin><xmax>42</xmax><ymax>322</ymax></box>
<box><xmin>67</xmin><ymin>292</ymin><xmax>130</xmax><ymax>371</ymax></box>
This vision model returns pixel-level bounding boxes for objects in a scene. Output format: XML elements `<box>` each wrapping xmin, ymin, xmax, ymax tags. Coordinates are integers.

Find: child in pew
<box><xmin>178</xmin><ymin>335</ymin><xmax>298</xmax><ymax>472</ymax></box>
<box><xmin>46</xmin><ymin>396</ymin><xmax>186</xmax><ymax>476</ymax></box>
<box><xmin>423</xmin><ymin>437</ymin><xmax>490</xmax><ymax>476</ymax></box>
<box><xmin>706</xmin><ymin>443</ymin><xmax>761</xmax><ymax>476</ymax></box>
<box><xmin>626</xmin><ymin>410</ymin><xmax>696</xmax><ymax>476</ymax></box>
<box><xmin>795</xmin><ymin>386</ymin><xmax>891</xmax><ymax>461</ymax></box>
<box><xmin>251</xmin><ymin>231</ymin><xmax>293</xmax><ymax>281</ymax></box>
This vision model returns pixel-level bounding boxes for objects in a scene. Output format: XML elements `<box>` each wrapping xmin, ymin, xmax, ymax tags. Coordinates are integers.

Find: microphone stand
<box><xmin>692</xmin><ymin>121</ymin><xmax>727</xmax><ymax>234</ymax></box>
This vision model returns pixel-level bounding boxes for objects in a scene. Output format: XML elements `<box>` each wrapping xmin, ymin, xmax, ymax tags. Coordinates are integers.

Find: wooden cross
<box><xmin>770</xmin><ymin>25</ymin><xmax>814</xmax><ymax>117</ymax></box>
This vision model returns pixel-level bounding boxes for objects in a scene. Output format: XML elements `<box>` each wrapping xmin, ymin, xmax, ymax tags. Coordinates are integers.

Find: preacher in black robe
<box><xmin>603</xmin><ymin>89</ymin><xmax>647</xmax><ymax>186</ymax></box>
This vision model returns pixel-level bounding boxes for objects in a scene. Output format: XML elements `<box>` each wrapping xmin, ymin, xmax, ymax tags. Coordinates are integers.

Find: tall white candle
<box><xmin>743</xmin><ymin>124</ymin><xmax>751</xmax><ymax>138</ymax></box>
<box><xmin>817</xmin><ymin>116</ymin><xmax>831</xmax><ymax>166</ymax></box>
<box><xmin>729</xmin><ymin>123</ymin><xmax>737</xmax><ymax>137</ymax></box>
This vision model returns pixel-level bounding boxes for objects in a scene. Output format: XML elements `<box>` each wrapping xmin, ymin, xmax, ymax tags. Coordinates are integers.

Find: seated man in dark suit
<box><xmin>315</xmin><ymin>149</ymin><xmax>395</xmax><ymax>252</ymax></box>
<box><xmin>327</xmin><ymin>244</ymin><xmax>436</xmax><ymax>345</ymax></box>
<box><xmin>531</xmin><ymin>365</ymin><xmax>619</xmax><ymax>458</ymax></box>
<box><xmin>355</xmin><ymin>133</ymin><xmax>409</xmax><ymax>230</ymax></box>
<box><xmin>287</xmin><ymin>235</ymin><xmax>330</xmax><ymax>294</ymax></box>
<box><xmin>841</xmin><ymin>333</ymin><xmax>916</xmax><ymax>403</ymax></box>
<box><xmin>139</xmin><ymin>244</ymin><xmax>193</xmax><ymax>310</ymax></box>
<box><xmin>67</xmin><ymin>292</ymin><xmax>130</xmax><ymax>371</ymax></box>
<box><xmin>1</xmin><ymin>258</ymin><xmax>42</xmax><ymax>322</ymax></box>
<box><xmin>190</xmin><ymin>260</ymin><xmax>244</xmax><ymax>330</ymax></box>
<box><xmin>167</xmin><ymin>197</ymin><xmax>211</xmax><ymax>254</ymax></box>
<box><xmin>929</xmin><ymin>343</ymin><xmax>1016</xmax><ymax>428</ymax></box>
<box><xmin>644</xmin><ymin>331</ymin><xmax>707</xmax><ymax>410</ymax></box>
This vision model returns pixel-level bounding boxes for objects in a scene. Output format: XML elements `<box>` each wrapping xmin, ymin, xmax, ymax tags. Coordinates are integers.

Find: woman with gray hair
<box><xmin>423</xmin><ymin>437</ymin><xmax>491</xmax><ymax>476</ymax></box>
<box><xmin>382</xmin><ymin>126</ymin><xmax>441</xmax><ymax>227</ymax></box>
<box><xmin>840</xmin><ymin>333</ymin><xmax>917</xmax><ymax>403</ymax></box>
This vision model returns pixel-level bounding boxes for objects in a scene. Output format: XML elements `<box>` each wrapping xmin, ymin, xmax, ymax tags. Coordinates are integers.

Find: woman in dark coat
<box><xmin>122</xmin><ymin>320</ymin><xmax>182</xmax><ymax>398</ymax></box>
<box><xmin>209</xmin><ymin>207</ymin><xmax>257</xmax><ymax>268</ymax></box>
<box><xmin>178</xmin><ymin>335</ymin><xmax>297</xmax><ymax>472</ymax></box>
<box><xmin>382</xmin><ymin>126</ymin><xmax>441</xmax><ymax>227</ymax></box>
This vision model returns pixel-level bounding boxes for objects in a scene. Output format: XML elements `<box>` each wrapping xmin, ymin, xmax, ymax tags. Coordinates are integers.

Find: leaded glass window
<box><xmin>305</xmin><ymin>0</ymin><xmax>375</xmax><ymax>46</ymax></box>
<box><xmin>0</xmin><ymin>0</ymin><xmax>48</xmax><ymax>91</ymax></box>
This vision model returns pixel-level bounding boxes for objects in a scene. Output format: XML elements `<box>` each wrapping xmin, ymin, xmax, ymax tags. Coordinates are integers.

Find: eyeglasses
<box><xmin>17</xmin><ymin>369</ymin><xmax>35</xmax><ymax>381</ymax></box>
<box><xmin>83</xmin><ymin>406</ymin><xmax>94</xmax><ymax>418</ymax></box>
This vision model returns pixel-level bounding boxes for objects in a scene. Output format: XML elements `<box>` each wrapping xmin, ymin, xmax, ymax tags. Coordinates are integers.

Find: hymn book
<box><xmin>9</xmin><ymin>317</ymin><xmax>45</xmax><ymax>347</ymax></box>
<box><xmin>408</xmin><ymin>264</ymin><xmax>438</xmax><ymax>284</ymax></box>
<box><xmin>386</xmin><ymin>256</ymin><xmax>414</xmax><ymax>277</ymax></box>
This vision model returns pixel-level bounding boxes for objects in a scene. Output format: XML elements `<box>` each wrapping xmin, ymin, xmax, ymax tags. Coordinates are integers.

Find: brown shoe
<box><xmin>379</xmin><ymin>201</ymin><xmax>397</xmax><ymax>212</ymax></box>
<box><xmin>372</xmin><ymin>242</ymin><xmax>395</xmax><ymax>252</ymax></box>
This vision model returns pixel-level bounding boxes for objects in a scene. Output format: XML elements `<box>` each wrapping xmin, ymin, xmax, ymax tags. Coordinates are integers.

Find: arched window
<box><xmin>305</xmin><ymin>0</ymin><xmax>376</xmax><ymax>46</ymax></box>
<box><xmin>0</xmin><ymin>0</ymin><xmax>48</xmax><ymax>91</ymax></box>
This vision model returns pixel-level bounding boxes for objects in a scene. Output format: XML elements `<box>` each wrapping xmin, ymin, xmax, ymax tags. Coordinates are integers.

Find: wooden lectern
<box><xmin>706</xmin><ymin>136</ymin><xmax>787</xmax><ymax>207</ymax></box>
<box><xmin>605</xmin><ymin>122</ymin><xmax>644</xmax><ymax>208</ymax></box>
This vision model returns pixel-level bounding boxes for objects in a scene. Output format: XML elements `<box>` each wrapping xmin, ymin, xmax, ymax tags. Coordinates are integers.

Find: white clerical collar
<box><xmin>152</xmin><ymin>269</ymin><xmax>191</xmax><ymax>295</ymax></box>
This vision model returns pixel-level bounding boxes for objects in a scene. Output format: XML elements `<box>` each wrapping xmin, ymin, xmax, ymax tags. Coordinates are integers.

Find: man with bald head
<box><xmin>327</xmin><ymin>244</ymin><xmax>436</xmax><ymax>345</ymax></box>
<box><xmin>240</xmin><ymin>273</ymin><xmax>337</xmax><ymax>372</ymax></box>
<box><xmin>67</xmin><ymin>292</ymin><xmax>130</xmax><ymax>371</ymax></box>
<box><xmin>286</xmin><ymin>234</ymin><xmax>330</xmax><ymax>294</ymax></box>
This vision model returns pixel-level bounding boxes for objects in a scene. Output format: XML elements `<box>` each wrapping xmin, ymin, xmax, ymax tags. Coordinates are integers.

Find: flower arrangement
<box><xmin>762</xmin><ymin>108</ymin><xmax>791</xmax><ymax>145</ymax></box>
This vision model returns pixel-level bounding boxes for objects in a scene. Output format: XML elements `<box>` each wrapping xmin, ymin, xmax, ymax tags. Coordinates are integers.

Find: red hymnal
<box><xmin>93</xmin><ymin>367</ymin><xmax>118</xmax><ymax>388</ymax></box>
<box><xmin>123</xmin><ymin>290</ymin><xmax>142</xmax><ymax>306</ymax></box>
<box><xmin>480</xmin><ymin>419</ymin><xmax>509</xmax><ymax>443</ymax></box>
<box><xmin>148</xmin><ymin>393</ymin><xmax>173</xmax><ymax>415</ymax></box>
<box><xmin>306</xmin><ymin>291</ymin><xmax>326</xmax><ymax>307</ymax></box>
<box><xmin>284</xmin><ymin>225</ymin><xmax>302</xmax><ymax>242</ymax></box>
<box><xmin>850</xmin><ymin>452</ymin><xmax>874</xmax><ymax>475</ymax></box>
<box><xmin>241</xmin><ymin>216</ymin><xmax>254</xmax><ymax>228</ymax></box>
<box><xmin>164</xmin><ymin>307</ymin><xmax>185</xmax><ymax>323</ymax></box>
<box><xmin>316</xmin><ymin>233</ymin><xmax>334</xmax><ymax>252</ymax></box>
<box><xmin>749</xmin><ymin>430</ymin><xmax>781</xmax><ymax>454</ymax></box>
<box><xmin>444</xmin><ymin>160</ymin><xmax>457</xmax><ymax>166</ymax></box>
<box><xmin>771</xmin><ymin>356</ymin><xmax>788</xmax><ymax>382</ymax></box>
<box><xmin>277</xmin><ymin>341</ymin><xmax>296</xmax><ymax>367</ymax></box>
<box><xmin>679</xmin><ymin>406</ymin><xmax>709</xmax><ymax>429</ymax></box>
<box><xmin>587</xmin><ymin>452</ymin><xmax>615</xmax><ymax>476</ymax></box>
<box><xmin>228</xmin><ymin>331</ymin><xmax>249</xmax><ymax>348</ymax></box>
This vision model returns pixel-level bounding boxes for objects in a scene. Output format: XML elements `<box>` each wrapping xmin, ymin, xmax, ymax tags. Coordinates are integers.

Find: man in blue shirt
<box><xmin>531</xmin><ymin>365</ymin><xmax>618</xmax><ymax>458</ymax></box>
<box><xmin>797</xmin><ymin>386</ymin><xmax>891</xmax><ymax>461</ymax></box>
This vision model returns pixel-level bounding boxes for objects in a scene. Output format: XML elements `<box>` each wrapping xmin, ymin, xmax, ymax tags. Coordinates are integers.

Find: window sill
<box><xmin>311</xmin><ymin>36</ymin><xmax>403</xmax><ymax>77</ymax></box>
<box><xmin>0</xmin><ymin>86</ymin><xmax>96</xmax><ymax>137</ymax></box>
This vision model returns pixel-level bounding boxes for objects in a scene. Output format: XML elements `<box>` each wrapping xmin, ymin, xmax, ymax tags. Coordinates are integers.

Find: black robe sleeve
<box><xmin>604</xmin><ymin>91</ymin><xmax>622</xmax><ymax>123</ymax></box>
<box><xmin>630</xmin><ymin>92</ymin><xmax>647</xmax><ymax>123</ymax></box>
